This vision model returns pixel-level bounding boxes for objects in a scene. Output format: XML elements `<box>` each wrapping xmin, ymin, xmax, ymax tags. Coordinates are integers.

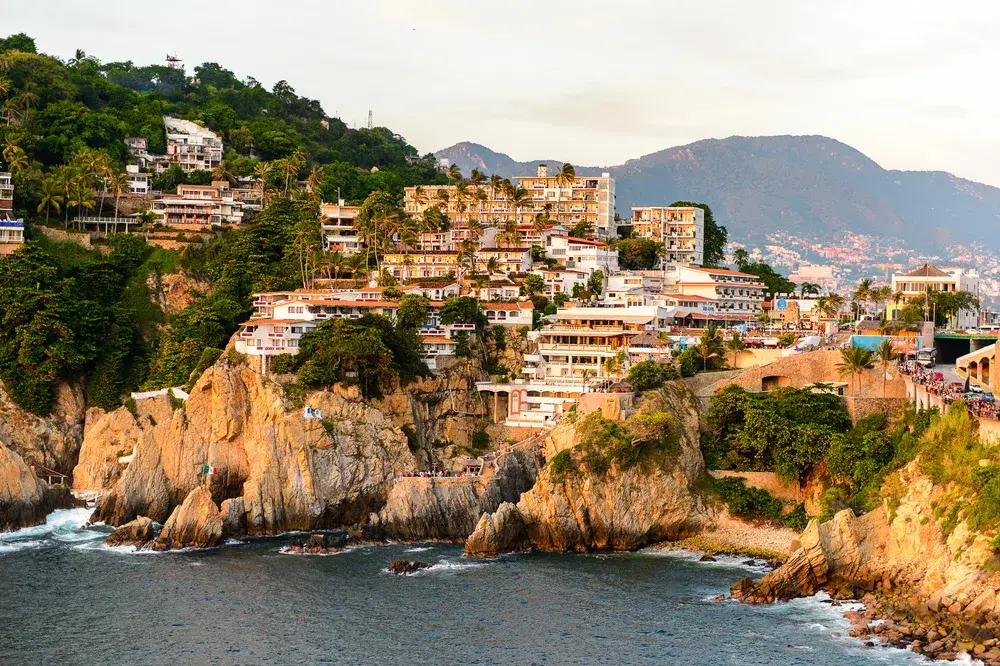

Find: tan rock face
<box><xmin>153</xmin><ymin>486</ymin><xmax>223</xmax><ymax>550</ymax></box>
<box><xmin>373</xmin><ymin>448</ymin><xmax>539</xmax><ymax>540</ymax></box>
<box><xmin>732</xmin><ymin>462</ymin><xmax>1000</xmax><ymax>606</ymax></box>
<box><xmin>466</xmin><ymin>384</ymin><xmax>709</xmax><ymax>555</ymax></box>
<box><xmin>465</xmin><ymin>502</ymin><xmax>530</xmax><ymax>556</ymax></box>
<box><xmin>146</xmin><ymin>272</ymin><xmax>210</xmax><ymax>316</ymax></box>
<box><xmin>90</xmin><ymin>357</ymin><xmax>418</xmax><ymax>536</ymax></box>
<box><xmin>105</xmin><ymin>516</ymin><xmax>157</xmax><ymax>548</ymax></box>
<box><xmin>0</xmin><ymin>380</ymin><xmax>85</xmax><ymax>474</ymax></box>
<box><xmin>0</xmin><ymin>442</ymin><xmax>68</xmax><ymax>531</ymax></box>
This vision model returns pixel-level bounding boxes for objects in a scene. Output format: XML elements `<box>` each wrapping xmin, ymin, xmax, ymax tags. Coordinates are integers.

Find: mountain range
<box><xmin>435</xmin><ymin>136</ymin><xmax>1000</xmax><ymax>254</ymax></box>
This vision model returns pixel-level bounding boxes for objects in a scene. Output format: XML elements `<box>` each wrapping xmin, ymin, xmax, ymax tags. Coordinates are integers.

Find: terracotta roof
<box><xmin>479</xmin><ymin>247</ymin><xmax>531</xmax><ymax>253</ymax></box>
<box><xmin>482</xmin><ymin>302</ymin><xmax>534</xmax><ymax>310</ymax></box>
<box><xmin>240</xmin><ymin>319</ymin><xmax>300</xmax><ymax>327</ymax></box>
<box><xmin>421</xmin><ymin>336</ymin><xmax>456</xmax><ymax>344</ymax></box>
<box><xmin>685</xmin><ymin>266</ymin><xmax>758</xmax><ymax>278</ymax></box>
<box><xmin>565</xmin><ymin>237</ymin><xmax>607</xmax><ymax>247</ymax></box>
<box><xmin>665</xmin><ymin>294</ymin><xmax>717</xmax><ymax>302</ymax></box>
<box><xmin>905</xmin><ymin>263</ymin><xmax>951</xmax><ymax>278</ymax></box>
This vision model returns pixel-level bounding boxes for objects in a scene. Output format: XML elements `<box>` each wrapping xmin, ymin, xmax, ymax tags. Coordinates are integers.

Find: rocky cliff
<box><xmin>731</xmin><ymin>460</ymin><xmax>1000</xmax><ymax>661</ymax></box>
<box><xmin>0</xmin><ymin>379</ymin><xmax>84</xmax><ymax>531</ymax></box>
<box><xmin>465</xmin><ymin>384</ymin><xmax>709</xmax><ymax>555</ymax></box>
<box><xmin>0</xmin><ymin>443</ymin><xmax>70</xmax><ymax>531</ymax></box>
<box><xmin>372</xmin><ymin>447</ymin><xmax>540</xmax><ymax>540</ymax></box>
<box><xmin>82</xmin><ymin>352</ymin><xmax>499</xmax><ymax>540</ymax></box>
<box><xmin>0</xmin><ymin>380</ymin><xmax>85</xmax><ymax>474</ymax></box>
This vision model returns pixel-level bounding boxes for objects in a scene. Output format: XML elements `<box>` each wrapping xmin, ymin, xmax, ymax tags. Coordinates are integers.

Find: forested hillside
<box><xmin>0</xmin><ymin>31</ymin><xmax>445</xmax><ymax>216</ymax></box>
<box><xmin>0</xmin><ymin>33</ymin><xmax>447</xmax><ymax>416</ymax></box>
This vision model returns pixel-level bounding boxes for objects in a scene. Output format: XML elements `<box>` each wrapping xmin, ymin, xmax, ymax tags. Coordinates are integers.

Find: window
<box><xmin>288</xmin><ymin>339</ymin><xmax>298</xmax><ymax>348</ymax></box>
<box><xmin>291</xmin><ymin>326</ymin><xmax>302</xmax><ymax>334</ymax></box>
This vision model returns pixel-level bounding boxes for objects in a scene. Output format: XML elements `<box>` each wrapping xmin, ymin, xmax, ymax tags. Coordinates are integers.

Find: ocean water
<box><xmin>0</xmin><ymin>509</ymin><xmax>959</xmax><ymax>665</ymax></box>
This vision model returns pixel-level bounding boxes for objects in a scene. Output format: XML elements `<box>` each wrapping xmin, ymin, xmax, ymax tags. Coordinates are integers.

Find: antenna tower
<box><xmin>367</xmin><ymin>110</ymin><xmax>373</xmax><ymax>130</ymax></box>
<box><xmin>166</xmin><ymin>53</ymin><xmax>182</xmax><ymax>69</ymax></box>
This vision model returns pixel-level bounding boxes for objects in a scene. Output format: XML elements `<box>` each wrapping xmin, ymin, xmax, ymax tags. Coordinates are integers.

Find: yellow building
<box><xmin>404</xmin><ymin>165</ymin><xmax>616</xmax><ymax>238</ymax></box>
<box><xmin>630</xmin><ymin>206</ymin><xmax>704</xmax><ymax>266</ymax></box>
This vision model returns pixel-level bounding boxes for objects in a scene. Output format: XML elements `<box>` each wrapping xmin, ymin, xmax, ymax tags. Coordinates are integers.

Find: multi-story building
<box><xmin>539</xmin><ymin>268</ymin><xmax>590</xmax><ymax>299</ymax></box>
<box><xmin>630</xmin><ymin>206</ymin><xmax>704</xmax><ymax>267</ymax></box>
<box><xmin>483</xmin><ymin>302</ymin><xmax>534</xmax><ymax>327</ymax></box>
<box><xmin>403</xmin><ymin>165</ymin><xmax>616</xmax><ymax>238</ymax></box>
<box><xmin>126</xmin><ymin>164</ymin><xmax>149</xmax><ymax>195</ymax></box>
<box><xmin>152</xmin><ymin>183</ymin><xmax>245</xmax><ymax>229</ymax></box>
<box><xmin>163</xmin><ymin>116</ymin><xmax>223</xmax><ymax>173</ymax></box>
<box><xmin>888</xmin><ymin>263</ymin><xmax>981</xmax><ymax>328</ymax></box>
<box><xmin>669</xmin><ymin>266</ymin><xmax>766</xmax><ymax>315</ymax></box>
<box><xmin>475</xmin><ymin>247</ymin><xmax>532</xmax><ymax>274</ymax></box>
<box><xmin>321</xmin><ymin>200</ymin><xmax>363</xmax><ymax>254</ymax></box>
<box><xmin>0</xmin><ymin>219</ymin><xmax>24</xmax><ymax>256</ymax></box>
<box><xmin>474</xmin><ymin>276</ymin><xmax>521</xmax><ymax>301</ymax></box>
<box><xmin>0</xmin><ymin>172</ymin><xmax>13</xmax><ymax>219</ymax></box>
<box><xmin>543</xmin><ymin>233</ymin><xmax>619</xmax><ymax>274</ymax></box>
<box><xmin>383</xmin><ymin>250</ymin><xmax>460</xmax><ymax>280</ymax></box>
<box><xmin>789</xmin><ymin>264</ymin><xmax>838</xmax><ymax>292</ymax></box>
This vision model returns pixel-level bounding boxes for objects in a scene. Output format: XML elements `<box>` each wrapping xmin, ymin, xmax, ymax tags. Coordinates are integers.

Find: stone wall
<box><xmin>845</xmin><ymin>396</ymin><xmax>908</xmax><ymax>424</ymax></box>
<box><xmin>37</xmin><ymin>225</ymin><xmax>93</xmax><ymax>249</ymax></box>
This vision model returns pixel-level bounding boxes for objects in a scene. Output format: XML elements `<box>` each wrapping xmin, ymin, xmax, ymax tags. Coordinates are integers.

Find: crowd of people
<box><xmin>901</xmin><ymin>361</ymin><xmax>1000</xmax><ymax>421</ymax></box>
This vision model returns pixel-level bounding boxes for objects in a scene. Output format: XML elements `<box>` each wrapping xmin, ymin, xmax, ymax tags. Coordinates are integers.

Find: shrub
<box><xmin>269</xmin><ymin>353</ymin><xmax>298</xmax><ymax>375</ymax></box>
<box><xmin>712</xmin><ymin>477</ymin><xmax>783</xmax><ymax>522</ymax></box>
<box><xmin>320</xmin><ymin>418</ymin><xmax>336</xmax><ymax>436</ymax></box>
<box><xmin>184</xmin><ymin>346</ymin><xmax>224</xmax><ymax>391</ymax></box>
<box><xmin>167</xmin><ymin>388</ymin><xmax>185</xmax><ymax>411</ymax></box>
<box><xmin>401</xmin><ymin>424</ymin><xmax>419</xmax><ymax>452</ymax></box>
<box><xmin>784</xmin><ymin>503</ymin><xmax>809</xmax><ymax>531</ymax></box>
<box><xmin>548</xmin><ymin>449</ymin><xmax>574</xmax><ymax>482</ymax></box>
<box><xmin>468</xmin><ymin>430</ymin><xmax>490</xmax><ymax>455</ymax></box>
<box><xmin>627</xmin><ymin>360</ymin><xmax>678</xmax><ymax>393</ymax></box>
<box><xmin>818</xmin><ymin>487</ymin><xmax>851</xmax><ymax>523</ymax></box>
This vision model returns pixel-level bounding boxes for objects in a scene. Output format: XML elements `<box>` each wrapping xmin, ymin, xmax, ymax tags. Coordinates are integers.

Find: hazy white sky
<box><xmin>8</xmin><ymin>1</ymin><xmax>1000</xmax><ymax>184</ymax></box>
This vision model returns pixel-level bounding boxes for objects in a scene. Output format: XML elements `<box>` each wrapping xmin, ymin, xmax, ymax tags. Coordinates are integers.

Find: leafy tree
<box><xmin>396</xmin><ymin>294</ymin><xmax>428</xmax><ymax>330</ymax></box>
<box><xmin>669</xmin><ymin>201</ymin><xmax>727</xmax><ymax>267</ymax></box>
<box><xmin>617</xmin><ymin>238</ymin><xmax>663</xmax><ymax>270</ymax></box>
<box><xmin>523</xmin><ymin>274</ymin><xmax>545</xmax><ymax>296</ymax></box>
<box><xmin>588</xmin><ymin>270</ymin><xmax>604</xmax><ymax>295</ymax></box>
<box><xmin>626</xmin><ymin>360</ymin><xmax>679</xmax><ymax>392</ymax></box>
<box><xmin>439</xmin><ymin>296</ymin><xmax>486</xmax><ymax>329</ymax></box>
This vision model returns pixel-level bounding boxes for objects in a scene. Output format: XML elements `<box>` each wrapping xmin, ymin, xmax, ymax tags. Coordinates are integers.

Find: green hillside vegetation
<box><xmin>0</xmin><ymin>32</ymin><xmax>445</xmax><ymax>222</ymax></box>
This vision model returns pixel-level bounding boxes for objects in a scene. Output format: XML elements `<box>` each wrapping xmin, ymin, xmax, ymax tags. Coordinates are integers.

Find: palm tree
<box><xmin>305</xmin><ymin>165</ymin><xmax>324</xmax><ymax>196</ymax></box>
<box><xmin>254</xmin><ymin>162</ymin><xmax>272</xmax><ymax>204</ymax></box>
<box><xmin>110</xmin><ymin>170</ymin><xmax>129</xmax><ymax>233</ymax></box>
<box><xmin>486</xmin><ymin>256</ymin><xmax>499</xmax><ymax>275</ymax></box>
<box><xmin>725</xmin><ymin>333</ymin><xmax>746</xmax><ymax>369</ymax></box>
<box><xmin>507</xmin><ymin>184</ymin><xmax>532</xmax><ymax>226</ymax></box>
<box><xmin>836</xmin><ymin>346</ymin><xmax>875</xmax><ymax>396</ymax></box>
<box><xmin>447</xmin><ymin>164</ymin><xmax>463</xmax><ymax>182</ymax></box>
<box><xmin>2</xmin><ymin>142</ymin><xmax>27</xmax><ymax>174</ymax></box>
<box><xmin>557</xmin><ymin>163</ymin><xmax>576</xmax><ymax>188</ymax></box>
<box><xmin>696</xmin><ymin>324</ymin><xmax>725</xmax><ymax>372</ymax></box>
<box><xmin>874</xmin><ymin>339</ymin><xmax>895</xmax><ymax>398</ymax></box>
<box><xmin>501</xmin><ymin>217</ymin><xmax>521</xmax><ymax>248</ymax></box>
<box><xmin>853</xmin><ymin>278</ymin><xmax>873</xmax><ymax>321</ymax></box>
<box><xmin>212</xmin><ymin>160</ymin><xmax>236</xmax><ymax>186</ymax></box>
<box><xmin>36</xmin><ymin>176</ymin><xmax>63</xmax><ymax>222</ymax></box>
<box><xmin>57</xmin><ymin>166</ymin><xmax>77</xmax><ymax>229</ymax></box>
<box><xmin>800</xmin><ymin>282</ymin><xmax>820</xmax><ymax>298</ymax></box>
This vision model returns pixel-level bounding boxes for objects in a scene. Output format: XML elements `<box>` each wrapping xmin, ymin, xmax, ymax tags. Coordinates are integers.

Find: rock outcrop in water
<box><xmin>105</xmin><ymin>516</ymin><xmax>157</xmax><ymax>547</ymax></box>
<box><xmin>730</xmin><ymin>460</ymin><xmax>1000</xmax><ymax>662</ymax></box>
<box><xmin>371</xmin><ymin>447</ymin><xmax>540</xmax><ymax>540</ymax></box>
<box><xmin>153</xmin><ymin>486</ymin><xmax>223</xmax><ymax>550</ymax></box>
<box><xmin>0</xmin><ymin>443</ymin><xmax>71</xmax><ymax>532</ymax></box>
<box><xmin>465</xmin><ymin>384</ymin><xmax>708</xmax><ymax>555</ymax></box>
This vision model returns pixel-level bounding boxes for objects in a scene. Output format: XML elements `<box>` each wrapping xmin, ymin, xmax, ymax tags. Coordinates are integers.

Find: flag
<box><xmin>203</xmin><ymin>465</ymin><xmax>218</xmax><ymax>475</ymax></box>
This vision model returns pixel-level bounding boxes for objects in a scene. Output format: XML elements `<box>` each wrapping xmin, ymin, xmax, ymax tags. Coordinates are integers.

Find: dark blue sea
<box><xmin>0</xmin><ymin>509</ymin><xmax>949</xmax><ymax>665</ymax></box>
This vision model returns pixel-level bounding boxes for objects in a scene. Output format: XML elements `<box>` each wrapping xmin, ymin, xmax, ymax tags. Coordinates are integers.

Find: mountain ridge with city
<box><xmin>436</xmin><ymin>136</ymin><xmax>1000</xmax><ymax>253</ymax></box>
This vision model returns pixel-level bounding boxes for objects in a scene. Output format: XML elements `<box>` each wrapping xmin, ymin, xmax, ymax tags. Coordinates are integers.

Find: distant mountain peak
<box><xmin>435</xmin><ymin>135</ymin><xmax>1000</xmax><ymax>252</ymax></box>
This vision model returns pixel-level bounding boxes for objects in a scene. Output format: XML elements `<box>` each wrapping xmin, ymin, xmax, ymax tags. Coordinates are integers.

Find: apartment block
<box><xmin>543</xmin><ymin>233</ymin><xmax>619</xmax><ymax>274</ymax></box>
<box><xmin>0</xmin><ymin>219</ymin><xmax>24</xmax><ymax>256</ymax></box>
<box><xmin>383</xmin><ymin>251</ymin><xmax>460</xmax><ymax>280</ymax></box>
<box><xmin>630</xmin><ymin>206</ymin><xmax>704</xmax><ymax>266</ymax></box>
<box><xmin>321</xmin><ymin>200</ymin><xmax>363</xmax><ymax>254</ymax></box>
<box><xmin>669</xmin><ymin>266</ymin><xmax>766</xmax><ymax>315</ymax></box>
<box><xmin>163</xmin><ymin>116</ymin><xmax>224</xmax><ymax>173</ymax></box>
<box><xmin>152</xmin><ymin>183</ymin><xmax>245</xmax><ymax>229</ymax></box>
<box><xmin>0</xmin><ymin>172</ymin><xmax>13</xmax><ymax>219</ymax></box>
<box><xmin>889</xmin><ymin>263</ymin><xmax>981</xmax><ymax>328</ymax></box>
<box><xmin>126</xmin><ymin>164</ymin><xmax>149</xmax><ymax>195</ymax></box>
<box><xmin>403</xmin><ymin>165</ymin><xmax>616</xmax><ymax>238</ymax></box>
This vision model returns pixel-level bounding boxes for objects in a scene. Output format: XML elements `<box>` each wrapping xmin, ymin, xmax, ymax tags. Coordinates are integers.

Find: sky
<box><xmin>7</xmin><ymin>0</ymin><xmax>1000</xmax><ymax>185</ymax></box>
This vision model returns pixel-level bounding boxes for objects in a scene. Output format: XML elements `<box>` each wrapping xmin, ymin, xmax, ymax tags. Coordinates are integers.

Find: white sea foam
<box><xmin>0</xmin><ymin>508</ymin><xmax>99</xmax><ymax>554</ymax></box>
<box><xmin>278</xmin><ymin>544</ymin><xmax>360</xmax><ymax>557</ymax></box>
<box><xmin>404</xmin><ymin>546</ymin><xmax>432</xmax><ymax>553</ymax></box>
<box><xmin>637</xmin><ymin>546</ymin><xmax>774</xmax><ymax>574</ymax></box>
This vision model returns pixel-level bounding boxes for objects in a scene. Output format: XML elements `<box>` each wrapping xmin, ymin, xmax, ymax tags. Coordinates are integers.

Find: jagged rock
<box><xmin>152</xmin><ymin>486</ymin><xmax>222</xmax><ymax>550</ymax></box>
<box><xmin>465</xmin><ymin>502</ymin><xmax>530</xmax><ymax>556</ymax></box>
<box><xmin>219</xmin><ymin>497</ymin><xmax>246</xmax><ymax>539</ymax></box>
<box><xmin>373</xmin><ymin>448</ymin><xmax>540</xmax><ymax>540</ymax></box>
<box><xmin>90</xmin><ymin>358</ymin><xmax>416</xmax><ymax>533</ymax></box>
<box><xmin>387</xmin><ymin>560</ymin><xmax>430</xmax><ymax>575</ymax></box>
<box><xmin>700</xmin><ymin>554</ymin><xmax>717</xmax><ymax>562</ymax></box>
<box><xmin>0</xmin><ymin>443</ymin><xmax>71</xmax><ymax>531</ymax></box>
<box><xmin>465</xmin><ymin>384</ymin><xmax>708</xmax><ymax>554</ymax></box>
<box><xmin>0</xmin><ymin>380</ymin><xmax>84</xmax><ymax>474</ymax></box>
<box><xmin>105</xmin><ymin>516</ymin><xmax>157</xmax><ymax>547</ymax></box>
